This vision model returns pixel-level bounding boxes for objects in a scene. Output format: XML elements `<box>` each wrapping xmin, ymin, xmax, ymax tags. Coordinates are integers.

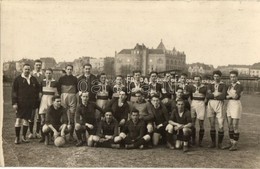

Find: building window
<box><xmin>157</xmin><ymin>58</ymin><xmax>163</xmax><ymax>64</ymax></box>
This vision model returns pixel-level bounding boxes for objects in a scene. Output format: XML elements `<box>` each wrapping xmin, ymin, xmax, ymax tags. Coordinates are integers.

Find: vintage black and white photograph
<box><xmin>1</xmin><ymin>1</ymin><xmax>260</xmax><ymax>167</ymax></box>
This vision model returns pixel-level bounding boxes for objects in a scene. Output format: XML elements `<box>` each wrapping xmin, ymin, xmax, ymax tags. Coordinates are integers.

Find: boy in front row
<box><xmin>42</xmin><ymin>96</ymin><xmax>70</xmax><ymax>145</ymax></box>
<box><xmin>114</xmin><ymin>109</ymin><xmax>151</xmax><ymax>149</ymax></box>
<box><xmin>168</xmin><ymin>99</ymin><xmax>192</xmax><ymax>152</ymax></box>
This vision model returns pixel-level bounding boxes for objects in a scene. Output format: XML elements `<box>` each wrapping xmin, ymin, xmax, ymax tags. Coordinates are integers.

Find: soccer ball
<box><xmin>54</xmin><ymin>136</ymin><xmax>66</xmax><ymax>147</ymax></box>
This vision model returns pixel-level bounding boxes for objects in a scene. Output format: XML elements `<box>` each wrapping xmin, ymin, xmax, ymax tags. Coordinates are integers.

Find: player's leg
<box><xmin>75</xmin><ymin>123</ymin><xmax>85</xmax><ymax>146</ymax></box>
<box><xmin>127</xmin><ymin>134</ymin><xmax>151</xmax><ymax>149</ymax></box>
<box><xmin>28</xmin><ymin>109</ymin><xmax>36</xmax><ymax>139</ymax></box>
<box><xmin>183</xmin><ymin>127</ymin><xmax>191</xmax><ymax>152</ymax></box>
<box><xmin>35</xmin><ymin>110</ymin><xmax>41</xmax><ymax>138</ymax></box>
<box><xmin>190</xmin><ymin>101</ymin><xmax>197</xmax><ymax>145</ymax></box>
<box><xmin>229</xmin><ymin>118</ymin><xmax>239</xmax><ymax>151</ymax></box>
<box><xmin>216</xmin><ymin>106</ymin><xmax>225</xmax><ymax>149</ymax></box>
<box><xmin>165</xmin><ymin>124</ymin><xmax>175</xmax><ymax>149</ymax></box>
<box><xmin>39</xmin><ymin>114</ymin><xmax>46</xmax><ymax>143</ymax></box>
<box><xmin>14</xmin><ymin>118</ymin><xmax>23</xmax><ymax>144</ymax></box>
<box><xmin>207</xmin><ymin>101</ymin><xmax>216</xmax><ymax>148</ymax></box>
<box><xmin>146</xmin><ymin>122</ymin><xmax>154</xmax><ymax>147</ymax></box>
<box><xmin>87</xmin><ymin>127</ymin><xmax>96</xmax><ymax>147</ymax></box>
<box><xmin>21</xmin><ymin>118</ymin><xmax>30</xmax><ymax>143</ymax></box>
<box><xmin>68</xmin><ymin>94</ymin><xmax>77</xmax><ymax>141</ymax></box>
<box><xmin>197</xmin><ymin>101</ymin><xmax>206</xmax><ymax>147</ymax></box>
<box><xmin>42</xmin><ymin>124</ymin><xmax>51</xmax><ymax>145</ymax></box>
<box><xmin>208</xmin><ymin>116</ymin><xmax>216</xmax><ymax>148</ymax></box>
<box><xmin>222</xmin><ymin>116</ymin><xmax>234</xmax><ymax>149</ymax></box>
<box><xmin>153</xmin><ymin>131</ymin><xmax>161</xmax><ymax>146</ymax></box>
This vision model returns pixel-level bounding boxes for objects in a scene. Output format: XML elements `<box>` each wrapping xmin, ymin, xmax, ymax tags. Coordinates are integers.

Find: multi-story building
<box><xmin>115</xmin><ymin>40</ymin><xmax>186</xmax><ymax>76</ymax></box>
<box><xmin>188</xmin><ymin>63</ymin><xmax>214</xmax><ymax>76</ymax></box>
<box><xmin>250</xmin><ymin>62</ymin><xmax>260</xmax><ymax>77</ymax></box>
<box><xmin>216</xmin><ymin>65</ymin><xmax>251</xmax><ymax>76</ymax></box>
<box><xmin>40</xmin><ymin>57</ymin><xmax>57</xmax><ymax>69</ymax></box>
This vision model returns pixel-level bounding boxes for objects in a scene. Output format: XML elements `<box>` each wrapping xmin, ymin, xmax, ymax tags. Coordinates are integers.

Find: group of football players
<box><xmin>12</xmin><ymin>60</ymin><xmax>243</xmax><ymax>152</ymax></box>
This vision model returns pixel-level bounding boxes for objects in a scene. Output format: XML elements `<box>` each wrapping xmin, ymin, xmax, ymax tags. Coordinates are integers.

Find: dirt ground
<box><xmin>2</xmin><ymin>86</ymin><xmax>260</xmax><ymax>167</ymax></box>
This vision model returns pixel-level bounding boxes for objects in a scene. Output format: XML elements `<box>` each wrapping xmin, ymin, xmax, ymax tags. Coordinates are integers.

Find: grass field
<box><xmin>2</xmin><ymin>86</ymin><xmax>260</xmax><ymax>167</ymax></box>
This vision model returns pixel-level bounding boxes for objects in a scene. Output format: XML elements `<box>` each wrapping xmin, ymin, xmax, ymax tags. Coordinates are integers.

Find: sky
<box><xmin>1</xmin><ymin>1</ymin><xmax>260</xmax><ymax>68</ymax></box>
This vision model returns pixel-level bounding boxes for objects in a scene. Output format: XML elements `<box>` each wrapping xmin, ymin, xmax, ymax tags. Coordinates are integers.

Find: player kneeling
<box><xmin>168</xmin><ymin>99</ymin><xmax>192</xmax><ymax>152</ymax></box>
<box><xmin>42</xmin><ymin>96</ymin><xmax>70</xmax><ymax>146</ymax></box>
<box><xmin>92</xmin><ymin>110</ymin><xmax>119</xmax><ymax>148</ymax></box>
<box><xmin>114</xmin><ymin>109</ymin><xmax>151</xmax><ymax>149</ymax></box>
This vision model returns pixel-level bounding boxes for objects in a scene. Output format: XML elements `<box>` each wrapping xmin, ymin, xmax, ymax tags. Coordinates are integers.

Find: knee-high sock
<box><xmin>29</xmin><ymin>121</ymin><xmax>34</xmax><ymax>133</ymax></box>
<box><xmin>36</xmin><ymin>122</ymin><xmax>41</xmax><ymax>133</ymax></box>
<box><xmin>166</xmin><ymin>132</ymin><xmax>174</xmax><ymax>145</ymax></box>
<box><xmin>75</xmin><ymin>129</ymin><xmax>82</xmax><ymax>141</ymax></box>
<box><xmin>210</xmin><ymin>130</ymin><xmax>216</xmax><ymax>143</ymax></box>
<box><xmin>229</xmin><ymin>130</ymin><xmax>234</xmax><ymax>140</ymax></box>
<box><xmin>183</xmin><ymin>134</ymin><xmax>190</xmax><ymax>142</ymax></box>
<box><xmin>23</xmin><ymin>125</ymin><xmax>28</xmax><ymax>138</ymax></box>
<box><xmin>15</xmin><ymin>127</ymin><xmax>21</xmax><ymax>138</ymax></box>
<box><xmin>70</xmin><ymin>123</ymin><xmax>75</xmax><ymax>137</ymax></box>
<box><xmin>191</xmin><ymin>127</ymin><xmax>196</xmax><ymax>140</ymax></box>
<box><xmin>233</xmin><ymin>133</ymin><xmax>239</xmax><ymax>142</ymax></box>
<box><xmin>40</xmin><ymin>125</ymin><xmax>45</xmax><ymax>138</ymax></box>
<box><xmin>199</xmin><ymin>129</ymin><xmax>205</xmax><ymax>142</ymax></box>
<box><xmin>218</xmin><ymin>131</ymin><xmax>224</xmax><ymax>144</ymax></box>
<box><xmin>133</xmin><ymin>138</ymin><xmax>146</xmax><ymax>148</ymax></box>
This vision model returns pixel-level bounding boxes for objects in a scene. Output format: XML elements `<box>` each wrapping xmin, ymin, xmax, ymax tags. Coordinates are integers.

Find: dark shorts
<box><xmin>80</xmin><ymin>124</ymin><xmax>97</xmax><ymax>135</ymax></box>
<box><xmin>16</xmin><ymin>105</ymin><xmax>34</xmax><ymax>120</ymax></box>
<box><xmin>154</xmin><ymin>125</ymin><xmax>166</xmax><ymax>134</ymax></box>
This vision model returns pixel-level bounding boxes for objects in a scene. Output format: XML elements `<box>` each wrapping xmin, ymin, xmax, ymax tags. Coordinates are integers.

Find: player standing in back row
<box><xmin>206</xmin><ymin>70</ymin><xmax>227</xmax><ymax>149</ymax></box>
<box><xmin>190</xmin><ymin>75</ymin><xmax>207</xmax><ymax>146</ymax></box>
<box><xmin>58</xmin><ymin>65</ymin><xmax>78</xmax><ymax>141</ymax></box>
<box><xmin>12</xmin><ymin>64</ymin><xmax>40</xmax><ymax>144</ymax></box>
<box><xmin>223</xmin><ymin>70</ymin><xmax>243</xmax><ymax>151</ymax></box>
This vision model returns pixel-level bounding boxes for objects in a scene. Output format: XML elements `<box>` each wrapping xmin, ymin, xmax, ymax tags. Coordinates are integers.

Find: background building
<box><xmin>115</xmin><ymin>40</ymin><xmax>186</xmax><ymax>76</ymax></box>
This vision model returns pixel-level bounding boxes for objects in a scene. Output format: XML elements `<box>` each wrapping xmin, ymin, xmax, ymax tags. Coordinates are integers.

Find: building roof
<box><xmin>251</xmin><ymin>62</ymin><xmax>260</xmax><ymax>69</ymax></box>
<box><xmin>118</xmin><ymin>49</ymin><xmax>131</xmax><ymax>54</ymax></box>
<box><xmin>157</xmin><ymin>39</ymin><xmax>166</xmax><ymax>51</ymax></box>
<box><xmin>227</xmin><ymin>64</ymin><xmax>251</xmax><ymax>68</ymax></box>
<box><xmin>149</xmin><ymin>49</ymin><xmax>164</xmax><ymax>54</ymax></box>
<box><xmin>188</xmin><ymin>62</ymin><xmax>213</xmax><ymax>70</ymax></box>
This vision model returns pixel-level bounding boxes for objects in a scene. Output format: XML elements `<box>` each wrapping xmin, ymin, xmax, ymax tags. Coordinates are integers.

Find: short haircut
<box><xmin>52</xmin><ymin>95</ymin><xmax>61</xmax><ymax>101</ymax></box>
<box><xmin>193</xmin><ymin>75</ymin><xmax>202</xmax><ymax>80</ymax></box>
<box><xmin>34</xmin><ymin>59</ymin><xmax>42</xmax><ymax>64</ymax></box>
<box><xmin>61</xmin><ymin>70</ymin><xmax>66</xmax><ymax>74</ymax></box>
<box><xmin>116</xmin><ymin>75</ymin><xmax>123</xmax><ymax>79</ymax></box>
<box><xmin>131</xmin><ymin>108</ymin><xmax>139</xmax><ymax>114</ymax></box>
<box><xmin>176</xmin><ymin>87</ymin><xmax>184</xmax><ymax>91</ymax></box>
<box><xmin>83</xmin><ymin>63</ymin><xmax>92</xmax><ymax>68</ymax></box>
<box><xmin>213</xmin><ymin>70</ymin><xmax>222</xmax><ymax>76</ymax></box>
<box><xmin>65</xmin><ymin>64</ymin><xmax>73</xmax><ymax>69</ymax></box>
<box><xmin>164</xmin><ymin>72</ymin><xmax>171</xmax><ymax>76</ymax></box>
<box><xmin>133</xmin><ymin>70</ymin><xmax>141</xmax><ymax>75</ymax></box>
<box><xmin>97</xmin><ymin>72</ymin><xmax>106</xmax><ymax>79</ymax></box>
<box><xmin>180</xmin><ymin>73</ymin><xmax>188</xmax><ymax>77</ymax></box>
<box><xmin>150</xmin><ymin>71</ymin><xmax>158</xmax><ymax>76</ymax></box>
<box><xmin>104</xmin><ymin>108</ymin><xmax>113</xmax><ymax>114</ymax></box>
<box><xmin>151</xmin><ymin>94</ymin><xmax>160</xmax><ymax>99</ymax></box>
<box><xmin>46</xmin><ymin>68</ymin><xmax>53</xmax><ymax>73</ymax></box>
<box><xmin>23</xmin><ymin>63</ymin><xmax>31</xmax><ymax>67</ymax></box>
<box><xmin>230</xmin><ymin>70</ymin><xmax>238</xmax><ymax>76</ymax></box>
<box><xmin>135</xmin><ymin>90</ymin><xmax>143</xmax><ymax>95</ymax></box>
<box><xmin>176</xmin><ymin>98</ymin><xmax>184</xmax><ymax>103</ymax></box>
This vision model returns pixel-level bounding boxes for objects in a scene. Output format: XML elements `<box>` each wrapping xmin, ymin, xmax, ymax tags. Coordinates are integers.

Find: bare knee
<box><xmin>75</xmin><ymin>123</ymin><xmax>81</xmax><ymax>131</ymax></box>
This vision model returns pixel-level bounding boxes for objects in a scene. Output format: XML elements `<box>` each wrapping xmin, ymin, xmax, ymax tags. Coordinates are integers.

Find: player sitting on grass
<box><xmin>114</xmin><ymin>109</ymin><xmax>151</xmax><ymax>149</ymax></box>
<box><xmin>42</xmin><ymin>96</ymin><xmax>70</xmax><ymax>145</ymax></box>
<box><xmin>92</xmin><ymin>110</ymin><xmax>119</xmax><ymax>148</ymax></box>
<box><xmin>75</xmin><ymin>92</ymin><xmax>104</xmax><ymax>147</ymax></box>
<box><xmin>168</xmin><ymin>99</ymin><xmax>192</xmax><ymax>152</ymax></box>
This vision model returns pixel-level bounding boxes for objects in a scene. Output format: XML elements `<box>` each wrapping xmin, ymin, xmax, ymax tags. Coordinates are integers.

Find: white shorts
<box><xmin>207</xmin><ymin>100</ymin><xmax>224</xmax><ymax>119</ymax></box>
<box><xmin>191</xmin><ymin>100</ymin><xmax>206</xmax><ymax>120</ymax></box>
<box><xmin>226</xmin><ymin>100</ymin><xmax>242</xmax><ymax>119</ymax></box>
<box><xmin>61</xmin><ymin>93</ymin><xmax>77</xmax><ymax>114</ymax></box>
<box><xmin>39</xmin><ymin>95</ymin><xmax>54</xmax><ymax>115</ymax></box>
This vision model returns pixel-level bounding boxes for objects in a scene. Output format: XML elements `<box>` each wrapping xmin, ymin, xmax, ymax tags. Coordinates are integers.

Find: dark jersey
<box><xmin>45</xmin><ymin>105</ymin><xmax>68</xmax><ymax>126</ymax></box>
<box><xmin>123</xmin><ymin>119</ymin><xmax>146</xmax><ymax>141</ymax></box>
<box><xmin>96</xmin><ymin>118</ymin><xmax>119</xmax><ymax>138</ymax></box>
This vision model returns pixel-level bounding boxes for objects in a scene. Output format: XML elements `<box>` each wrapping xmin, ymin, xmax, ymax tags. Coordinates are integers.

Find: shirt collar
<box><xmin>33</xmin><ymin>70</ymin><xmax>43</xmax><ymax>75</ymax></box>
<box><xmin>21</xmin><ymin>73</ymin><xmax>31</xmax><ymax>79</ymax></box>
